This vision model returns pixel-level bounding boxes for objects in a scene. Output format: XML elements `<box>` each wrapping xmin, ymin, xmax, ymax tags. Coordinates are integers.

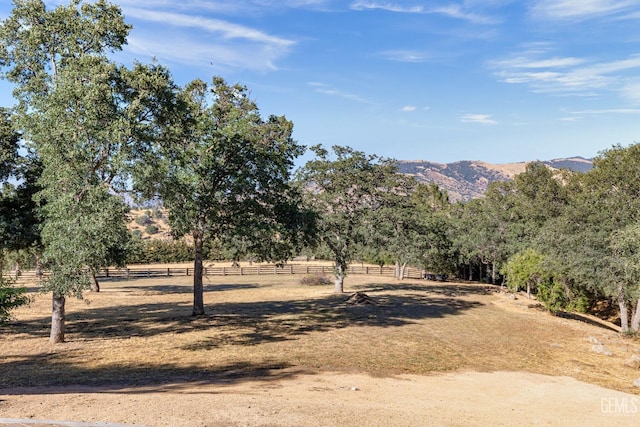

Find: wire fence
<box><xmin>5</xmin><ymin>264</ymin><xmax>428</xmax><ymax>286</ymax></box>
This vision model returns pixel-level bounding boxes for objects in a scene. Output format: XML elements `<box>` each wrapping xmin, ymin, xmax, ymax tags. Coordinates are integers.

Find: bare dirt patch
<box><xmin>1</xmin><ymin>272</ymin><xmax>639</xmax><ymax>426</ymax></box>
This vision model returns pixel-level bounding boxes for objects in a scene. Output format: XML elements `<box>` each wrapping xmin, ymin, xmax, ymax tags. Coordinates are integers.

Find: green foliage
<box><xmin>0</xmin><ymin>274</ymin><xmax>30</xmax><ymax>323</ymax></box>
<box><xmin>536</xmin><ymin>278</ymin><xmax>569</xmax><ymax>315</ymax></box>
<box><xmin>501</xmin><ymin>248</ymin><xmax>545</xmax><ymax>294</ymax></box>
<box><xmin>126</xmin><ymin>237</ymin><xmax>193</xmax><ymax>264</ymax></box>
<box><xmin>0</xmin><ymin>0</ymin><xmax>131</xmax><ymax>105</ymax></box>
<box><xmin>0</xmin><ymin>108</ymin><xmax>42</xmax><ymax>254</ymax></box>
<box><xmin>40</xmin><ymin>186</ymin><xmax>130</xmax><ymax>297</ymax></box>
<box><xmin>135</xmin><ymin>214</ymin><xmax>151</xmax><ymax>226</ymax></box>
<box><xmin>297</xmin><ymin>145</ymin><xmax>402</xmax><ymax>288</ymax></box>
<box><xmin>134</xmin><ymin>76</ymin><xmax>312</xmax><ymax>314</ymax></box>
<box><xmin>144</xmin><ymin>224</ymin><xmax>159</xmax><ymax>235</ymax></box>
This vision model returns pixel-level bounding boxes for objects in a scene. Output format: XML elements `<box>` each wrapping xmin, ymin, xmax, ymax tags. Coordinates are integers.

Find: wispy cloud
<box><xmin>460</xmin><ymin>114</ymin><xmax>498</xmax><ymax>125</ymax></box>
<box><xmin>117</xmin><ymin>0</ymin><xmax>331</xmax><ymax>14</ymax></box>
<box><xmin>571</xmin><ymin>108</ymin><xmax>640</xmax><ymax>114</ymax></box>
<box><xmin>308</xmin><ymin>82</ymin><xmax>373</xmax><ymax>104</ymax></box>
<box><xmin>531</xmin><ymin>0</ymin><xmax>638</xmax><ymax>20</ymax></box>
<box><xmin>491</xmin><ymin>47</ymin><xmax>640</xmax><ymax>100</ymax></box>
<box><xmin>119</xmin><ymin>6</ymin><xmax>295</xmax><ymax>71</ymax></box>
<box><xmin>350</xmin><ymin>1</ymin><xmax>425</xmax><ymax>13</ymax></box>
<box><xmin>430</xmin><ymin>4</ymin><xmax>500</xmax><ymax>24</ymax></box>
<box><xmin>621</xmin><ymin>81</ymin><xmax>640</xmax><ymax>103</ymax></box>
<box><xmin>381</xmin><ymin>50</ymin><xmax>430</xmax><ymax>63</ymax></box>
<box><xmin>350</xmin><ymin>1</ymin><xmax>498</xmax><ymax>24</ymax></box>
<box><xmin>126</xmin><ymin>8</ymin><xmax>294</xmax><ymax>47</ymax></box>
<box><xmin>401</xmin><ymin>105</ymin><xmax>417</xmax><ymax>112</ymax></box>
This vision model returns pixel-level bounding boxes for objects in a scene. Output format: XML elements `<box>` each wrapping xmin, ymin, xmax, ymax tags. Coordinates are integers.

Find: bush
<box><xmin>135</xmin><ymin>214</ymin><xmax>151</xmax><ymax>226</ymax></box>
<box><xmin>299</xmin><ymin>273</ymin><xmax>332</xmax><ymax>286</ymax></box>
<box><xmin>145</xmin><ymin>224</ymin><xmax>159</xmax><ymax>235</ymax></box>
<box><xmin>536</xmin><ymin>278</ymin><xmax>569</xmax><ymax>314</ymax></box>
<box><xmin>0</xmin><ymin>275</ymin><xmax>30</xmax><ymax>323</ymax></box>
<box><xmin>126</xmin><ymin>238</ymin><xmax>193</xmax><ymax>264</ymax></box>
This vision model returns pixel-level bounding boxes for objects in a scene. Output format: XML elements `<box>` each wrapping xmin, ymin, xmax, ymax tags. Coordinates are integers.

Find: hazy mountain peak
<box><xmin>398</xmin><ymin>157</ymin><xmax>592</xmax><ymax>202</ymax></box>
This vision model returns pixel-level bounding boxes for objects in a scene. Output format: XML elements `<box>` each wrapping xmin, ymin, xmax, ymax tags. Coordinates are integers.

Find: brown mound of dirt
<box><xmin>345</xmin><ymin>291</ymin><xmax>377</xmax><ymax>305</ymax></box>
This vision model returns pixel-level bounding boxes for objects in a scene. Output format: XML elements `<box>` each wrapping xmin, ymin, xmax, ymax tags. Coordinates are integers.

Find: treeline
<box><xmin>293</xmin><ymin>144</ymin><xmax>640</xmax><ymax>334</ymax></box>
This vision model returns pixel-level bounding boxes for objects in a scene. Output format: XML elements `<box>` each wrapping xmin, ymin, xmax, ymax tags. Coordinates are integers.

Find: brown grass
<box><xmin>2</xmin><ymin>273</ymin><xmax>639</xmax><ymax>394</ymax></box>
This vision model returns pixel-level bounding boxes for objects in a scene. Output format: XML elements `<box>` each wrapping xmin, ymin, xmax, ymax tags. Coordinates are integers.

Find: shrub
<box><xmin>135</xmin><ymin>214</ymin><xmax>151</xmax><ymax>226</ymax></box>
<box><xmin>145</xmin><ymin>224</ymin><xmax>159</xmax><ymax>235</ymax></box>
<box><xmin>126</xmin><ymin>238</ymin><xmax>193</xmax><ymax>264</ymax></box>
<box><xmin>536</xmin><ymin>278</ymin><xmax>569</xmax><ymax>315</ymax></box>
<box><xmin>299</xmin><ymin>273</ymin><xmax>332</xmax><ymax>286</ymax></box>
<box><xmin>0</xmin><ymin>275</ymin><xmax>30</xmax><ymax>323</ymax></box>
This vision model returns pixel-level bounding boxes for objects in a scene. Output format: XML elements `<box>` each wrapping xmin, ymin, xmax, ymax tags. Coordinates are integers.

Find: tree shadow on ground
<box><xmin>555</xmin><ymin>310</ymin><xmax>620</xmax><ymax>332</ymax></box>
<box><xmin>1</xmin><ymin>281</ymin><xmax>486</xmax><ymax>389</ymax></box>
<box><xmin>362</xmin><ymin>281</ymin><xmax>498</xmax><ymax>296</ymax></box>
<box><xmin>0</xmin><ymin>352</ymin><xmax>302</xmax><ymax>392</ymax></box>
<box><xmin>113</xmin><ymin>282</ymin><xmax>258</xmax><ymax>295</ymax></box>
<box><xmin>3</xmin><ymin>280</ymin><xmax>486</xmax><ymax>341</ymax></box>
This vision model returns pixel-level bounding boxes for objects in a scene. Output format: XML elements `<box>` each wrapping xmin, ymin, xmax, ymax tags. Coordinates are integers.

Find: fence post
<box><xmin>222</xmin><ymin>267</ymin><xmax>226</xmax><ymax>276</ymax></box>
<box><xmin>186</xmin><ymin>268</ymin><xmax>190</xmax><ymax>276</ymax></box>
<box><xmin>167</xmin><ymin>268</ymin><xmax>170</xmax><ymax>277</ymax></box>
<box><xmin>126</xmin><ymin>268</ymin><xmax>130</xmax><ymax>279</ymax></box>
<box><xmin>240</xmin><ymin>267</ymin><xmax>243</xmax><ymax>276</ymax></box>
<box><xmin>147</xmin><ymin>268</ymin><xmax>150</xmax><ymax>277</ymax></box>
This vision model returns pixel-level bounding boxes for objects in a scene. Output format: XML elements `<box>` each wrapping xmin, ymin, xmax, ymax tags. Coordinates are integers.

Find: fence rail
<box><xmin>4</xmin><ymin>264</ymin><xmax>427</xmax><ymax>286</ymax></box>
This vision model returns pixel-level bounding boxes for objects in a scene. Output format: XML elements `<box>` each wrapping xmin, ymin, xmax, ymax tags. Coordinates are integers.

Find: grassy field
<box><xmin>1</xmin><ymin>271</ymin><xmax>639</xmax><ymax>394</ymax></box>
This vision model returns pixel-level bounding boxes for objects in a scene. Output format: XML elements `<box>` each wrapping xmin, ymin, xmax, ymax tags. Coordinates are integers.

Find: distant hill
<box><xmin>397</xmin><ymin>157</ymin><xmax>592</xmax><ymax>202</ymax></box>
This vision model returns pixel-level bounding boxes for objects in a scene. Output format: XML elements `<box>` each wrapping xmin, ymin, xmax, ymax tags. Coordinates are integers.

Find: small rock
<box><xmin>634</xmin><ymin>378</ymin><xmax>640</xmax><ymax>388</ymax></box>
<box><xmin>351</xmin><ymin>387</ymin><xmax>359</xmax><ymax>391</ymax></box>
<box><xmin>624</xmin><ymin>355</ymin><xmax>640</xmax><ymax>369</ymax></box>
<box><xmin>588</xmin><ymin>336</ymin><xmax>601</xmax><ymax>345</ymax></box>
<box><xmin>591</xmin><ymin>344</ymin><xmax>613</xmax><ymax>356</ymax></box>
<box><xmin>550</xmin><ymin>343</ymin><xmax>563</xmax><ymax>348</ymax></box>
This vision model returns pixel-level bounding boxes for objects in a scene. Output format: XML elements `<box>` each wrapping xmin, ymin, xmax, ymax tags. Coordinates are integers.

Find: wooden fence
<box><xmin>5</xmin><ymin>264</ymin><xmax>427</xmax><ymax>286</ymax></box>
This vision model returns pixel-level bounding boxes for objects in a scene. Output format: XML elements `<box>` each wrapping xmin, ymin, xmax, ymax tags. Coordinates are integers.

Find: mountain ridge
<box><xmin>397</xmin><ymin>157</ymin><xmax>592</xmax><ymax>202</ymax></box>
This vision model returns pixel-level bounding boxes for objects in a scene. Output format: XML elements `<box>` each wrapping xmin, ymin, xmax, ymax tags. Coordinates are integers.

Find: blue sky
<box><xmin>2</xmin><ymin>0</ymin><xmax>640</xmax><ymax>164</ymax></box>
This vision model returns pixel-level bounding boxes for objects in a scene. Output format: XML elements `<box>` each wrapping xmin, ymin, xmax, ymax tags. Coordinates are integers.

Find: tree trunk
<box><xmin>398</xmin><ymin>262</ymin><xmax>407</xmax><ymax>280</ymax></box>
<box><xmin>50</xmin><ymin>294</ymin><xmax>66</xmax><ymax>343</ymax></box>
<box><xmin>630</xmin><ymin>298</ymin><xmax>640</xmax><ymax>333</ymax></box>
<box><xmin>90</xmin><ymin>272</ymin><xmax>100</xmax><ymax>292</ymax></box>
<box><xmin>617</xmin><ymin>291</ymin><xmax>629</xmax><ymax>333</ymax></box>
<box><xmin>468</xmin><ymin>261</ymin><xmax>473</xmax><ymax>281</ymax></box>
<box><xmin>526</xmin><ymin>282</ymin><xmax>531</xmax><ymax>299</ymax></box>
<box><xmin>192</xmin><ymin>230</ymin><xmax>205</xmax><ymax>316</ymax></box>
<box><xmin>492</xmin><ymin>263</ymin><xmax>497</xmax><ymax>285</ymax></box>
<box><xmin>334</xmin><ymin>263</ymin><xmax>345</xmax><ymax>293</ymax></box>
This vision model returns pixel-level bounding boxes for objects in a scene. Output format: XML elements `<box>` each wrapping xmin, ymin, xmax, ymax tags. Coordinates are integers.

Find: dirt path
<box><xmin>2</xmin><ymin>370</ymin><xmax>640</xmax><ymax>426</ymax></box>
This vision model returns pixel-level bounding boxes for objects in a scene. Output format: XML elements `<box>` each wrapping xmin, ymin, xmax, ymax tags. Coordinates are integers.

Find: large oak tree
<box><xmin>0</xmin><ymin>0</ymin><xmax>174</xmax><ymax>342</ymax></box>
<box><xmin>136</xmin><ymin>77</ymin><xmax>311</xmax><ymax>316</ymax></box>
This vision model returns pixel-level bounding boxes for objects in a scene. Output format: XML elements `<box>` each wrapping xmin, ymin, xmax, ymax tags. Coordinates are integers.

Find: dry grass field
<box><xmin>1</xmin><ymin>267</ymin><xmax>640</xmax><ymax>426</ymax></box>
